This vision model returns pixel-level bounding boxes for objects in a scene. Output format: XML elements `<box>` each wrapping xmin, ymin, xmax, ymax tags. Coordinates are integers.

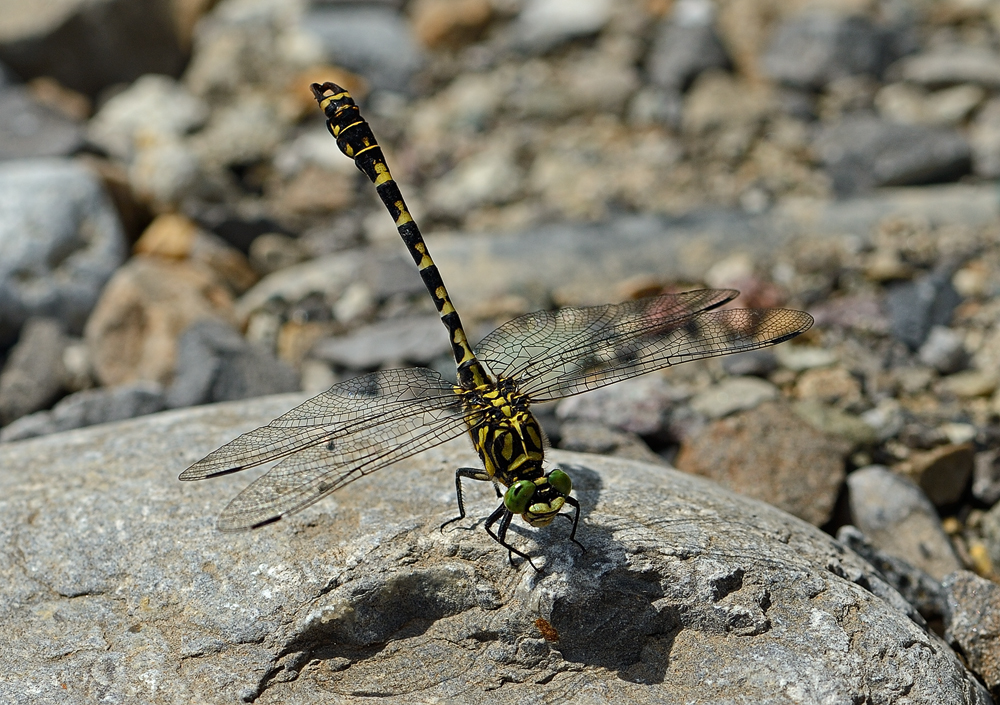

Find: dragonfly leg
<box><xmin>440</xmin><ymin>467</ymin><xmax>491</xmax><ymax>532</ymax></box>
<box><xmin>563</xmin><ymin>495</ymin><xmax>586</xmax><ymax>554</ymax></box>
<box><xmin>485</xmin><ymin>503</ymin><xmax>541</xmax><ymax>572</ymax></box>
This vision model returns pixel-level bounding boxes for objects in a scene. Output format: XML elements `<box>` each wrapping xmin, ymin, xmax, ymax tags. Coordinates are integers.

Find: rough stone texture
<box><xmin>675</xmin><ymin>400</ymin><xmax>850</xmax><ymax>526</ymax></box>
<box><xmin>311</xmin><ymin>316</ymin><xmax>452</xmax><ymax>369</ymax></box>
<box><xmin>837</xmin><ymin>525</ymin><xmax>945</xmax><ymax>621</ymax></box>
<box><xmin>814</xmin><ymin>116</ymin><xmax>972</xmax><ymax>197</ymax></box>
<box><xmin>646</xmin><ymin>15</ymin><xmax>729</xmax><ymax>92</ymax></box>
<box><xmin>0</xmin><ymin>158</ymin><xmax>127</xmax><ymax>347</ymax></box>
<box><xmin>0</xmin><ymin>0</ymin><xmax>185</xmax><ymax>97</ymax></box>
<box><xmin>943</xmin><ymin>570</ymin><xmax>1000</xmax><ymax>696</ymax></box>
<box><xmin>0</xmin><ymin>395</ymin><xmax>989</xmax><ymax>704</ymax></box>
<box><xmin>0</xmin><ymin>86</ymin><xmax>84</xmax><ymax>160</ymax></box>
<box><xmin>847</xmin><ymin>466</ymin><xmax>962</xmax><ymax>580</ymax></box>
<box><xmin>0</xmin><ymin>317</ymin><xmax>67</xmax><ymax>425</ymax></box>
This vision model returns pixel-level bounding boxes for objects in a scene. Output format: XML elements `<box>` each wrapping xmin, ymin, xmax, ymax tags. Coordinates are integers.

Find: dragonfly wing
<box><xmin>180</xmin><ymin>367</ymin><xmax>462</xmax><ymax>480</ymax></box>
<box><xmin>180</xmin><ymin>367</ymin><xmax>474</xmax><ymax>529</ymax></box>
<box><xmin>476</xmin><ymin>291</ymin><xmax>813</xmax><ymax>402</ymax></box>
<box><xmin>214</xmin><ymin>408</ymin><xmax>472</xmax><ymax>530</ymax></box>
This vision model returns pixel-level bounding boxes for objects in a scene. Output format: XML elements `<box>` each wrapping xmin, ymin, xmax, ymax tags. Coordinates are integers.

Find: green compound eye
<box><xmin>504</xmin><ymin>480</ymin><xmax>536</xmax><ymax>514</ymax></box>
<box><xmin>548</xmin><ymin>469</ymin><xmax>572</xmax><ymax>496</ymax></box>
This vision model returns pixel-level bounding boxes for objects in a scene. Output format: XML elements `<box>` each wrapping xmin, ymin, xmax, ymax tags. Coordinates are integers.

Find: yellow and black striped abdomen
<box><xmin>312</xmin><ymin>82</ymin><xmax>487</xmax><ymax>390</ymax></box>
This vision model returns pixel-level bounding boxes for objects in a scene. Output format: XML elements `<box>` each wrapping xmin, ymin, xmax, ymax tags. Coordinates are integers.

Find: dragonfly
<box><xmin>180</xmin><ymin>82</ymin><xmax>814</xmax><ymax>570</ymax></box>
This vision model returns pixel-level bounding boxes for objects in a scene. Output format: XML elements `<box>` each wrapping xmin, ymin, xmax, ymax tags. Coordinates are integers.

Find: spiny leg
<box><xmin>484</xmin><ymin>503</ymin><xmax>541</xmax><ymax>573</ymax></box>
<box><xmin>440</xmin><ymin>467</ymin><xmax>494</xmax><ymax>532</ymax></box>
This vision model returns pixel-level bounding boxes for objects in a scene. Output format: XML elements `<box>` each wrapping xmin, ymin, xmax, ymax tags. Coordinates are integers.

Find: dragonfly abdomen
<box><xmin>312</xmin><ymin>82</ymin><xmax>487</xmax><ymax>390</ymax></box>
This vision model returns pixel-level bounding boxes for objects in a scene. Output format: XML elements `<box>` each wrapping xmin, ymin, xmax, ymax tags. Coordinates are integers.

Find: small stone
<box><xmin>918</xmin><ymin>326</ymin><xmax>968</xmax><ymax>374</ymax></box>
<box><xmin>555</xmin><ymin>375</ymin><xmax>682</xmax><ymax>438</ymax></box>
<box><xmin>311</xmin><ymin>316</ymin><xmax>452</xmax><ymax>370</ymax></box>
<box><xmin>166</xmin><ymin>319</ymin><xmax>299</xmax><ymax>409</ymax></box>
<box><xmin>940</xmin><ymin>369</ymin><xmax>998</xmax><ymax>398</ymax></box>
<box><xmin>0</xmin><ymin>159</ymin><xmax>127</xmax><ymax>347</ymax></box>
<box><xmin>87</xmin><ymin>74</ymin><xmax>208</xmax><ymax>161</ymax></box>
<box><xmin>646</xmin><ymin>13</ymin><xmax>729</xmax><ymax>92</ymax></box>
<box><xmin>794</xmin><ymin>366</ymin><xmax>862</xmax><ymax>409</ymax></box>
<box><xmin>860</xmin><ymin>399</ymin><xmax>905</xmax><ymax>441</ymax></box>
<box><xmin>762</xmin><ymin>11</ymin><xmax>900</xmax><ymax>90</ymax></box>
<box><xmin>0</xmin><ymin>86</ymin><xmax>84</xmax><ymax>160</ymax></box>
<box><xmin>688</xmin><ymin>376</ymin><xmax>778</xmax><ymax>419</ymax></box>
<box><xmin>410</xmin><ymin>0</ymin><xmax>492</xmax><ymax>49</ymax></box>
<box><xmin>0</xmin><ymin>381</ymin><xmax>165</xmax><ymax>442</ymax></box>
<box><xmin>332</xmin><ymin>282</ymin><xmax>375</xmax><ymax>325</ymax></box>
<box><xmin>248</xmin><ymin>233</ymin><xmax>307</xmax><ymax>275</ymax></box>
<box><xmin>792</xmin><ymin>401</ymin><xmax>878</xmax><ymax>448</ymax></box>
<box><xmin>84</xmin><ymin>257</ymin><xmax>239</xmax><ymax>387</ymax></box>
<box><xmin>973</xmin><ymin>450</ymin><xmax>1000</xmax><ymax>505</ymax></box>
<box><xmin>134</xmin><ymin>213</ymin><xmax>197</xmax><ymax>260</ymax></box>
<box><xmin>846</xmin><ymin>465</ymin><xmax>961</xmax><ymax>580</ymax></box>
<box><xmin>511</xmin><ymin>0</ymin><xmax>612</xmax><ymax>54</ymax></box>
<box><xmin>61</xmin><ymin>339</ymin><xmax>93</xmax><ymax>392</ymax></box>
<box><xmin>0</xmin><ymin>318</ymin><xmax>67</xmax><ymax>425</ymax></box>
<box><xmin>720</xmin><ymin>349</ymin><xmax>778</xmax><ymax>377</ymax></box>
<box><xmin>887</xmin><ymin>269</ymin><xmax>963</xmax><ymax>350</ymax></box>
<box><xmin>942</xmin><ymin>571</ymin><xmax>1000</xmax><ymax>693</ymax></box>
<box><xmin>299</xmin><ymin>359</ymin><xmax>337</xmax><ymax>395</ymax></box>
<box><xmin>128</xmin><ymin>136</ymin><xmax>201</xmax><ymax>207</ymax></box>
<box><xmin>303</xmin><ymin>5</ymin><xmax>425</xmax><ymax>94</ymax></box>
<box><xmin>837</xmin><ymin>525</ymin><xmax>944</xmax><ymax>621</ymax></box>
<box><xmin>774</xmin><ymin>344</ymin><xmax>837</xmax><ymax>371</ymax></box>
<box><xmin>876</xmin><ymin>82</ymin><xmax>985</xmax><ymax>126</ymax></box>
<box><xmin>814</xmin><ymin>116</ymin><xmax>971</xmax><ymax>196</ymax></box>
<box><xmin>557</xmin><ymin>420</ymin><xmax>664</xmax><ymax>465</ymax></box>
<box><xmin>676</xmin><ymin>400</ymin><xmax>850</xmax><ymax>526</ymax></box>
<box><xmin>897</xmin><ymin>46</ymin><xmax>1000</xmax><ymax>89</ymax></box>
<box><xmin>897</xmin><ymin>443</ymin><xmax>974</xmax><ymax>507</ymax></box>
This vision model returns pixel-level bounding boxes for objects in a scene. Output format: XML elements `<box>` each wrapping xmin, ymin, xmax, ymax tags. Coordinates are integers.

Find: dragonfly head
<box><xmin>504</xmin><ymin>469</ymin><xmax>573</xmax><ymax>528</ymax></box>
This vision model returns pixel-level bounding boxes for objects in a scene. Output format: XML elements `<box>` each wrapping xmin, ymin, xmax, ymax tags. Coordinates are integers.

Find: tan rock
<box><xmin>411</xmin><ymin>0</ymin><xmax>493</xmax><ymax>49</ymax></box>
<box><xmin>675</xmin><ymin>400</ymin><xmax>851</xmax><ymax>526</ymax></box>
<box><xmin>84</xmin><ymin>257</ymin><xmax>238</xmax><ymax>386</ymax></box>
<box><xmin>897</xmin><ymin>443</ymin><xmax>975</xmax><ymax>506</ymax></box>
<box><xmin>794</xmin><ymin>366</ymin><xmax>863</xmax><ymax>408</ymax></box>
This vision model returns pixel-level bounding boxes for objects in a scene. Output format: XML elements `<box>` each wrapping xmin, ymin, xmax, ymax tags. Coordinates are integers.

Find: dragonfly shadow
<box><xmin>533</xmin><ymin>461</ymin><xmax>678</xmax><ymax>684</ymax></box>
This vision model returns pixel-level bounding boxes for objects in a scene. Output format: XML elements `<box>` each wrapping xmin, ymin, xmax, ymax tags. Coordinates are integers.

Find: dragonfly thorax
<box><xmin>464</xmin><ymin>377</ymin><xmax>545</xmax><ymax>487</ymax></box>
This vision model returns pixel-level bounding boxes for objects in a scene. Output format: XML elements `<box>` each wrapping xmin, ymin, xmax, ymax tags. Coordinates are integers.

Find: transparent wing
<box><xmin>476</xmin><ymin>290</ymin><xmax>813</xmax><ymax>402</ymax></box>
<box><xmin>180</xmin><ymin>368</ymin><xmax>472</xmax><ymax>530</ymax></box>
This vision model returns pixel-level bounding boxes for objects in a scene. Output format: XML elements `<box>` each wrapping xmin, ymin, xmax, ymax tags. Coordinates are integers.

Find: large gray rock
<box><xmin>0</xmin><ymin>86</ymin><xmax>84</xmax><ymax>161</ymax></box>
<box><xmin>0</xmin><ymin>395</ymin><xmax>989</xmax><ymax>703</ymax></box>
<box><xmin>0</xmin><ymin>159</ymin><xmax>127</xmax><ymax>347</ymax></box>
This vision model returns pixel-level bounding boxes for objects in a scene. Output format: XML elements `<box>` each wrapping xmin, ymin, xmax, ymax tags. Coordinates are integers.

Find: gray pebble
<box><xmin>886</xmin><ymin>268</ymin><xmax>962</xmax><ymax>350</ymax></box>
<box><xmin>0</xmin><ymin>318</ymin><xmax>67</xmax><ymax>425</ymax></box>
<box><xmin>814</xmin><ymin>115</ymin><xmax>971</xmax><ymax>197</ymax></box>
<box><xmin>166</xmin><ymin>319</ymin><xmax>300</xmax><ymax>409</ymax></box>
<box><xmin>0</xmin><ymin>159</ymin><xmax>127</xmax><ymax>347</ymax></box>
<box><xmin>762</xmin><ymin>11</ymin><xmax>901</xmax><ymax>90</ymax></box>
<box><xmin>918</xmin><ymin>326</ymin><xmax>967</xmax><ymax>373</ymax></box>
<box><xmin>0</xmin><ymin>382</ymin><xmax>165</xmax><ymax>442</ymax></box>
<box><xmin>0</xmin><ymin>86</ymin><xmax>84</xmax><ymax>160</ymax></box>
<box><xmin>312</xmin><ymin>315</ymin><xmax>452</xmax><ymax>370</ymax></box>
<box><xmin>846</xmin><ymin>465</ymin><xmax>961</xmax><ymax>580</ymax></box>
<box><xmin>303</xmin><ymin>5</ymin><xmax>424</xmax><ymax>94</ymax></box>
<box><xmin>688</xmin><ymin>376</ymin><xmax>778</xmax><ymax>419</ymax></box>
